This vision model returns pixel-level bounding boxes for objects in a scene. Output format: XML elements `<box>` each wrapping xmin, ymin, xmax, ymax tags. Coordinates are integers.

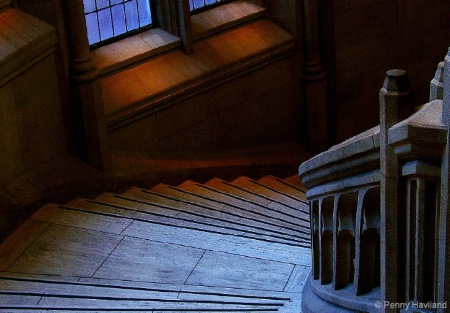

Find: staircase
<box><xmin>0</xmin><ymin>175</ymin><xmax>311</xmax><ymax>312</ymax></box>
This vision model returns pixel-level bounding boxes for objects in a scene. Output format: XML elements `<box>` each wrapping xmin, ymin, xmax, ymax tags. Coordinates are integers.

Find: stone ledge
<box><xmin>101</xmin><ymin>19</ymin><xmax>295</xmax><ymax>131</ymax></box>
<box><xmin>92</xmin><ymin>28</ymin><xmax>181</xmax><ymax>76</ymax></box>
<box><xmin>191</xmin><ymin>0</ymin><xmax>266</xmax><ymax>40</ymax></box>
<box><xmin>0</xmin><ymin>8</ymin><xmax>57</xmax><ymax>86</ymax></box>
<box><xmin>388</xmin><ymin>99</ymin><xmax>447</xmax><ymax>159</ymax></box>
<box><xmin>299</xmin><ymin>126</ymin><xmax>380</xmax><ymax>189</ymax></box>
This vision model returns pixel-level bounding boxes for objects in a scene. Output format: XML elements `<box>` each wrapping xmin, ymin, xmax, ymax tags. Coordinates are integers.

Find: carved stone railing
<box><xmin>299</xmin><ymin>51</ymin><xmax>450</xmax><ymax>312</ymax></box>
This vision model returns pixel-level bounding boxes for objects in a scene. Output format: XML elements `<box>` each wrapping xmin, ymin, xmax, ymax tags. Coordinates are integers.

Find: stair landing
<box><xmin>0</xmin><ymin>175</ymin><xmax>311</xmax><ymax>312</ymax></box>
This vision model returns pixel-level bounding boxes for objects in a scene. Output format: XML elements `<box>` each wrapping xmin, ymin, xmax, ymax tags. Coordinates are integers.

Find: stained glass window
<box><xmin>84</xmin><ymin>0</ymin><xmax>152</xmax><ymax>47</ymax></box>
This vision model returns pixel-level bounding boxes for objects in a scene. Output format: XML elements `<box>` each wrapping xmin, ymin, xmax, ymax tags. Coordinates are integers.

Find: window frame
<box><xmin>85</xmin><ymin>0</ymin><xmax>266</xmax><ymax>51</ymax></box>
<box><xmin>83</xmin><ymin>0</ymin><xmax>157</xmax><ymax>48</ymax></box>
<box><xmin>89</xmin><ymin>0</ymin><xmax>268</xmax><ymax>76</ymax></box>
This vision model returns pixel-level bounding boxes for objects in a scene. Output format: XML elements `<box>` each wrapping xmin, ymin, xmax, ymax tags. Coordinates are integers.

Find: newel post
<box><xmin>437</xmin><ymin>48</ymin><xmax>450</xmax><ymax>312</ymax></box>
<box><xmin>64</xmin><ymin>0</ymin><xmax>111</xmax><ymax>171</ymax></box>
<box><xmin>379</xmin><ymin>69</ymin><xmax>411</xmax><ymax>312</ymax></box>
<box><xmin>430</xmin><ymin>62</ymin><xmax>445</xmax><ymax>101</ymax></box>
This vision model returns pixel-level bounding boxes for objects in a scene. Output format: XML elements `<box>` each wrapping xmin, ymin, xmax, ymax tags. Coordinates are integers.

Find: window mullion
<box><xmin>177</xmin><ymin>0</ymin><xmax>193</xmax><ymax>54</ymax></box>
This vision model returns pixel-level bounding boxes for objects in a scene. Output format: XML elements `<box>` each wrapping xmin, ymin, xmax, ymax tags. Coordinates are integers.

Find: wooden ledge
<box><xmin>0</xmin><ymin>8</ymin><xmax>57</xmax><ymax>86</ymax></box>
<box><xmin>92</xmin><ymin>29</ymin><xmax>181</xmax><ymax>76</ymax></box>
<box><xmin>191</xmin><ymin>1</ymin><xmax>266</xmax><ymax>40</ymax></box>
<box><xmin>102</xmin><ymin>19</ymin><xmax>295</xmax><ymax>130</ymax></box>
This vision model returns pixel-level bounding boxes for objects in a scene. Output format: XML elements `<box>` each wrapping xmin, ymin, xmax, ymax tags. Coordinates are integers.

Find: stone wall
<box><xmin>322</xmin><ymin>0</ymin><xmax>450</xmax><ymax>143</ymax></box>
<box><xmin>108</xmin><ymin>57</ymin><xmax>300</xmax><ymax>153</ymax></box>
<box><xmin>0</xmin><ymin>9</ymin><xmax>67</xmax><ymax>186</ymax></box>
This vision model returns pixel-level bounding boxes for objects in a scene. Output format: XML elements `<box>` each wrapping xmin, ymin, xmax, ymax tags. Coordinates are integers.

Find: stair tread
<box><xmin>175</xmin><ymin>181</ymin><xmax>310</xmax><ymax>229</ymax></box>
<box><xmin>31</xmin><ymin>203</ymin><xmax>133</xmax><ymax>235</ymax></box>
<box><xmin>149</xmin><ymin>184</ymin><xmax>308</xmax><ymax>232</ymax></box>
<box><xmin>283</xmin><ymin>174</ymin><xmax>307</xmax><ymax>190</ymax></box>
<box><xmin>0</xmin><ymin>276</ymin><xmax>295</xmax><ymax>299</ymax></box>
<box><xmin>204</xmin><ymin>178</ymin><xmax>309</xmax><ymax>218</ymax></box>
<box><xmin>118</xmin><ymin>188</ymin><xmax>309</xmax><ymax>243</ymax></box>
<box><xmin>257</xmin><ymin>175</ymin><xmax>308</xmax><ymax>201</ymax></box>
<box><xmin>231</xmin><ymin>176</ymin><xmax>309</xmax><ymax>209</ymax></box>
<box><xmin>64</xmin><ymin>195</ymin><xmax>307</xmax><ymax>247</ymax></box>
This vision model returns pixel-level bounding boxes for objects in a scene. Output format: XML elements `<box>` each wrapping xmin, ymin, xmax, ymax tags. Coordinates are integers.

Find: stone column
<box><xmin>379</xmin><ymin>69</ymin><xmax>411</xmax><ymax>312</ymax></box>
<box><xmin>65</xmin><ymin>0</ymin><xmax>111</xmax><ymax>171</ymax></box>
<box><xmin>301</xmin><ymin>0</ymin><xmax>327</xmax><ymax>153</ymax></box>
<box><xmin>437</xmin><ymin>48</ymin><xmax>450</xmax><ymax>312</ymax></box>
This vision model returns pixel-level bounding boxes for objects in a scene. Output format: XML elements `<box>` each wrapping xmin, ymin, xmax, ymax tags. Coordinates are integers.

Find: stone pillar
<box><xmin>65</xmin><ymin>0</ymin><xmax>111</xmax><ymax>171</ymax></box>
<box><xmin>437</xmin><ymin>48</ymin><xmax>450</xmax><ymax>312</ymax></box>
<box><xmin>301</xmin><ymin>0</ymin><xmax>327</xmax><ymax>153</ymax></box>
<box><xmin>379</xmin><ymin>69</ymin><xmax>411</xmax><ymax>312</ymax></box>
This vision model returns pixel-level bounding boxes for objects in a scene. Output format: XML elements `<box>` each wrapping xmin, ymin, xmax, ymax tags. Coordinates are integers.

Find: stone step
<box><xmin>0</xmin><ymin>276</ymin><xmax>288</xmax><ymax>311</ymax></box>
<box><xmin>282</xmin><ymin>174</ymin><xmax>307</xmax><ymax>191</ymax></box>
<box><xmin>0</xmin><ymin>174</ymin><xmax>311</xmax><ymax>312</ymax></box>
<box><xmin>118</xmin><ymin>188</ymin><xmax>309</xmax><ymax>246</ymax></box>
<box><xmin>149</xmin><ymin>182</ymin><xmax>309</xmax><ymax>237</ymax></box>
<box><xmin>65</xmin><ymin>194</ymin><xmax>307</xmax><ymax>247</ymax></box>
<box><xmin>175</xmin><ymin>180</ymin><xmax>309</xmax><ymax>231</ymax></box>
<box><xmin>258</xmin><ymin>175</ymin><xmax>308</xmax><ymax>202</ymax></box>
<box><xmin>204</xmin><ymin>177</ymin><xmax>309</xmax><ymax>220</ymax></box>
<box><xmin>231</xmin><ymin>176</ymin><xmax>309</xmax><ymax>209</ymax></box>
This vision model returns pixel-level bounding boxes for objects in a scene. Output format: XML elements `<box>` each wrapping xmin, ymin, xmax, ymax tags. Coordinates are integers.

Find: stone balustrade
<box><xmin>300</xmin><ymin>52</ymin><xmax>450</xmax><ymax>312</ymax></box>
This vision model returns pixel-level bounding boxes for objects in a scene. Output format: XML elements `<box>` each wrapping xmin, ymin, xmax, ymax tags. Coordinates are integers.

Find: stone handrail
<box><xmin>299</xmin><ymin>51</ymin><xmax>450</xmax><ymax>312</ymax></box>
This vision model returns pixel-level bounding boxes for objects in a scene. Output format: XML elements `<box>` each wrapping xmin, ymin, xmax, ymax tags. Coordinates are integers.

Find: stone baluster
<box><xmin>379</xmin><ymin>69</ymin><xmax>411</xmax><ymax>311</ymax></box>
<box><xmin>311</xmin><ymin>200</ymin><xmax>320</xmax><ymax>280</ymax></box>
<box><xmin>333</xmin><ymin>193</ymin><xmax>357</xmax><ymax>290</ymax></box>
<box><xmin>320</xmin><ymin>197</ymin><xmax>334</xmax><ymax>284</ymax></box>
<box><xmin>430</xmin><ymin>62</ymin><xmax>445</xmax><ymax>101</ymax></box>
<box><xmin>354</xmin><ymin>187</ymin><xmax>380</xmax><ymax>295</ymax></box>
<box><xmin>403</xmin><ymin>161</ymin><xmax>440</xmax><ymax>304</ymax></box>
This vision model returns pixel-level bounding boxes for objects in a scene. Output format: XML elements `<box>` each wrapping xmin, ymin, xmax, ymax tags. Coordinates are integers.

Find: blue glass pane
<box><xmin>85</xmin><ymin>12</ymin><xmax>100</xmax><ymax>45</ymax></box>
<box><xmin>124</xmin><ymin>0</ymin><xmax>139</xmax><ymax>31</ymax></box>
<box><xmin>205</xmin><ymin>0</ymin><xmax>217</xmax><ymax>5</ymax></box>
<box><xmin>84</xmin><ymin>0</ymin><xmax>153</xmax><ymax>46</ymax></box>
<box><xmin>96</xmin><ymin>0</ymin><xmax>110</xmax><ymax>10</ymax></box>
<box><xmin>137</xmin><ymin>0</ymin><xmax>152</xmax><ymax>26</ymax></box>
<box><xmin>192</xmin><ymin>0</ymin><xmax>205</xmax><ymax>10</ymax></box>
<box><xmin>83</xmin><ymin>0</ymin><xmax>96</xmax><ymax>14</ymax></box>
<box><xmin>98</xmin><ymin>8</ymin><xmax>114</xmax><ymax>41</ymax></box>
<box><xmin>111</xmin><ymin>5</ymin><xmax>126</xmax><ymax>36</ymax></box>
